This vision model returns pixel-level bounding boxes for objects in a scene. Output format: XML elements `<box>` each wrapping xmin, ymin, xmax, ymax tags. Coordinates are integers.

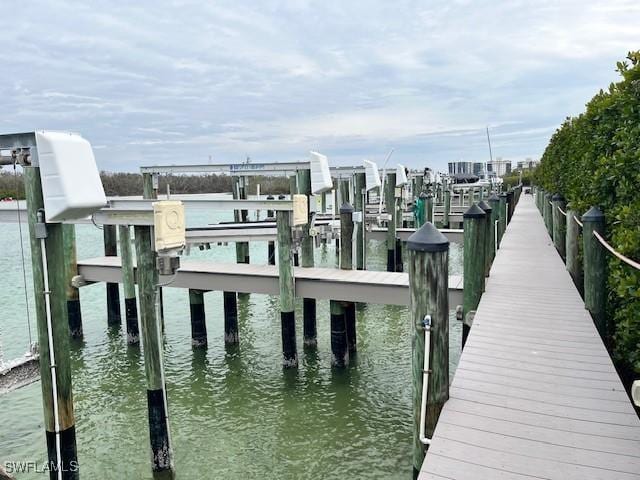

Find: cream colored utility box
<box><xmin>292</xmin><ymin>194</ymin><xmax>308</xmax><ymax>226</ymax></box>
<box><xmin>153</xmin><ymin>200</ymin><xmax>185</xmax><ymax>251</ymax></box>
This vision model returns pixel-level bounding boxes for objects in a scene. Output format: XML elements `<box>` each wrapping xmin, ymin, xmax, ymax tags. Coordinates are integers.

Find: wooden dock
<box><xmin>78</xmin><ymin>257</ymin><xmax>464</xmax><ymax>307</ymax></box>
<box><xmin>420</xmin><ymin>194</ymin><xmax>640</xmax><ymax>479</ymax></box>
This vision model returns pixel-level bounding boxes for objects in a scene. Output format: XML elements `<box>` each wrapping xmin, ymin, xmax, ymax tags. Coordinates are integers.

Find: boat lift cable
<box><xmin>14</xmin><ymin>161</ymin><xmax>33</xmax><ymax>350</ymax></box>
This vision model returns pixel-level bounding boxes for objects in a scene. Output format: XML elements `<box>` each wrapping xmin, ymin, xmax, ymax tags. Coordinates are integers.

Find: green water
<box><xmin>0</xmin><ymin>204</ymin><xmax>462</xmax><ymax>479</ymax></box>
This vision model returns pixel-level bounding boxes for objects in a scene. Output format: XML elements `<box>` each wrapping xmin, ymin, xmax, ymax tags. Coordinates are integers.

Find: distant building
<box><xmin>487</xmin><ymin>157</ymin><xmax>512</xmax><ymax>176</ymax></box>
<box><xmin>516</xmin><ymin>158</ymin><xmax>539</xmax><ymax>170</ymax></box>
<box><xmin>448</xmin><ymin>161</ymin><xmax>473</xmax><ymax>175</ymax></box>
<box><xmin>473</xmin><ymin>162</ymin><xmax>485</xmax><ymax>177</ymax></box>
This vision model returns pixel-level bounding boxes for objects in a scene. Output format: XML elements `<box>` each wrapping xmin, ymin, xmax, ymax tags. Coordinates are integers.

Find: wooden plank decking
<box><xmin>420</xmin><ymin>194</ymin><xmax>640</xmax><ymax>479</ymax></box>
<box><xmin>77</xmin><ymin>258</ymin><xmax>464</xmax><ymax>307</ymax></box>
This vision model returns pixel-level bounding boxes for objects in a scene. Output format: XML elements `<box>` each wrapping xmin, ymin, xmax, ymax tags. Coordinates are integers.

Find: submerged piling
<box><xmin>134</xmin><ymin>225</ymin><xmax>174</xmax><ymax>475</ymax></box>
<box><xmin>277</xmin><ymin>210</ymin><xmax>297</xmax><ymax>367</ymax></box>
<box><xmin>408</xmin><ymin>222</ymin><xmax>449</xmax><ymax>477</ymax></box>
<box><xmin>223</xmin><ymin>291</ymin><xmax>239</xmax><ymax>345</ymax></box>
<box><xmin>118</xmin><ymin>225</ymin><xmax>139</xmax><ymax>344</ymax></box>
<box><xmin>341</xmin><ymin>203</ymin><xmax>356</xmax><ymax>354</ymax></box>
<box><xmin>24</xmin><ymin>166</ymin><xmax>79</xmax><ymax>479</ymax></box>
<box><xmin>298</xmin><ymin>168</ymin><xmax>317</xmax><ymax>347</ymax></box>
<box><xmin>189</xmin><ymin>289</ymin><xmax>208</xmax><ymax>347</ymax></box>
<box><xmin>103</xmin><ymin>224</ymin><xmax>121</xmax><ymax>327</ymax></box>
<box><xmin>62</xmin><ymin>224</ymin><xmax>82</xmax><ymax>339</ymax></box>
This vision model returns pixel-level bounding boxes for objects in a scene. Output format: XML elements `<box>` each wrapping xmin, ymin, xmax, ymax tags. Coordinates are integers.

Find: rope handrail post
<box><xmin>582</xmin><ymin>206</ymin><xmax>608</xmax><ymax>341</ymax></box>
<box><xmin>552</xmin><ymin>194</ymin><xmax>567</xmax><ymax>261</ymax></box>
<box><xmin>565</xmin><ymin>205</ymin><xmax>583</xmax><ymax>294</ymax></box>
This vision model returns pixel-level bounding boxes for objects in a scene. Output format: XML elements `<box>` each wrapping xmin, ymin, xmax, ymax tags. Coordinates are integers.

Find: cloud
<box><xmin>0</xmin><ymin>0</ymin><xmax>638</xmax><ymax>171</ymax></box>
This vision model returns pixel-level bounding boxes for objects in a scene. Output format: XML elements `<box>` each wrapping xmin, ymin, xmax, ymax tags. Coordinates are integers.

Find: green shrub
<box><xmin>535</xmin><ymin>52</ymin><xmax>640</xmax><ymax>376</ymax></box>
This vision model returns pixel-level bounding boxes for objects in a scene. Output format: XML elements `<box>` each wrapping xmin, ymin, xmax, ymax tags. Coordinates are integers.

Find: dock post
<box><xmin>487</xmin><ymin>193</ymin><xmax>499</xmax><ymax>258</ymax></box>
<box><xmin>189</xmin><ymin>289</ymin><xmax>208</xmax><ymax>347</ymax></box>
<box><xmin>277</xmin><ymin>210</ymin><xmax>297</xmax><ymax>367</ymax></box>
<box><xmin>478</xmin><ymin>200</ymin><xmax>493</xmax><ymax>277</ymax></box>
<box><xmin>267</xmin><ymin>195</ymin><xmax>276</xmax><ymax>265</ymax></box>
<box><xmin>133</xmin><ymin>225</ymin><xmax>174</xmax><ymax>476</ymax></box>
<box><xmin>354</xmin><ymin>172</ymin><xmax>366</xmax><ymax>270</ymax></box>
<box><xmin>330</xmin><ymin>300</ymin><xmax>348</xmax><ymax>367</ymax></box>
<box><xmin>565</xmin><ymin>205</ymin><xmax>583</xmax><ymax>293</ymax></box>
<box><xmin>443</xmin><ymin>188</ymin><xmax>451</xmax><ymax>228</ymax></box>
<box><xmin>582</xmin><ymin>207</ymin><xmax>607</xmax><ymax>340</ymax></box>
<box><xmin>62</xmin><ymin>224</ymin><xmax>83</xmax><ymax>338</ymax></box>
<box><xmin>119</xmin><ymin>225</ymin><xmax>139</xmax><ymax>344</ymax></box>
<box><xmin>142</xmin><ymin>173</ymin><xmax>164</xmax><ymax>327</ymax></box>
<box><xmin>24</xmin><ymin>166</ymin><xmax>79</xmax><ymax>479</ymax></box>
<box><xmin>408</xmin><ymin>222</ymin><xmax>449</xmax><ymax>477</ymax></box>
<box><xmin>233</xmin><ymin>176</ymin><xmax>250</xmax><ymax>265</ymax></box>
<box><xmin>506</xmin><ymin>190</ymin><xmax>515</xmax><ymax>224</ymax></box>
<box><xmin>552</xmin><ymin>194</ymin><xmax>567</xmax><ymax>260</ymax></box>
<box><xmin>289</xmin><ymin>175</ymin><xmax>300</xmax><ymax>266</ymax></box>
<box><xmin>462</xmin><ymin>204</ymin><xmax>486</xmax><ymax>348</ymax></box>
<box><xmin>340</xmin><ymin>203</ymin><xmax>357</xmax><ymax>353</ymax></box>
<box><xmin>415</xmin><ymin>174</ymin><xmax>424</xmax><ymax>198</ymax></box>
<box><xmin>425</xmin><ymin>193</ymin><xmax>434</xmax><ymax>224</ymax></box>
<box><xmin>103</xmin><ymin>224</ymin><xmax>121</xmax><ymax>327</ymax></box>
<box><xmin>298</xmin><ymin>168</ymin><xmax>317</xmax><ymax>347</ymax></box>
<box><xmin>385</xmin><ymin>171</ymin><xmax>397</xmax><ymax>272</ymax></box>
<box><xmin>497</xmin><ymin>193</ymin><xmax>507</xmax><ymax>247</ymax></box>
<box><xmin>544</xmin><ymin>193</ymin><xmax>553</xmax><ymax>236</ymax></box>
<box><xmin>223</xmin><ymin>291</ymin><xmax>239</xmax><ymax>344</ymax></box>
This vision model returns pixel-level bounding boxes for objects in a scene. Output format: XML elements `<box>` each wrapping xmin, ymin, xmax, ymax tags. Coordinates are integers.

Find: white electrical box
<box><xmin>396</xmin><ymin>164</ymin><xmax>408</xmax><ymax>186</ymax></box>
<box><xmin>292</xmin><ymin>194</ymin><xmax>308</xmax><ymax>226</ymax></box>
<box><xmin>36</xmin><ymin>131</ymin><xmax>107</xmax><ymax>222</ymax></box>
<box><xmin>363</xmin><ymin>159</ymin><xmax>381</xmax><ymax>191</ymax></box>
<box><xmin>153</xmin><ymin>201</ymin><xmax>186</xmax><ymax>251</ymax></box>
<box><xmin>309</xmin><ymin>151</ymin><xmax>333</xmax><ymax>194</ymax></box>
<box><xmin>352</xmin><ymin>211</ymin><xmax>363</xmax><ymax>223</ymax></box>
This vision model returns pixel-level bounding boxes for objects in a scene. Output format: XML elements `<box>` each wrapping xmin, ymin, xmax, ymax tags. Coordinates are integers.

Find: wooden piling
<box><xmin>552</xmin><ymin>194</ymin><xmax>567</xmax><ymax>260</ymax></box>
<box><xmin>223</xmin><ymin>291</ymin><xmax>239</xmax><ymax>344</ymax></box>
<box><xmin>340</xmin><ymin>203</ymin><xmax>356</xmax><ymax>353</ymax></box>
<box><xmin>103</xmin><ymin>224</ymin><xmax>121</xmax><ymax>327</ymax></box>
<box><xmin>462</xmin><ymin>204</ymin><xmax>486</xmax><ymax>348</ymax></box>
<box><xmin>267</xmin><ymin>195</ymin><xmax>276</xmax><ymax>265</ymax></box>
<box><xmin>425</xmin><ymin>193</ymin><xmax>434</xmax><ymax>224</ymax></box>
<box><xmin>385</xmin><ymin>172</ymin><xmax>397</xmax><ymax>272</ymax></box>
<box><xmin>506</xmin><ymin>190</ymin><xmax>515</xmax><ymax>224</ymax></box>
<box><xmin>189</xmin><ymin>289</ymin><xmax>207</xmax><ymax>347</ymax></box>
<box><xmin>142</xmin><ymin>173</ymin><xmax>164</xmax><ymax>327</ymax></box>
<box><xmin>443</xmin><ymin>189</ymin><xmax>451</xmax><ymax>228</ymax></box>
<box><xmin>134</xmin><ymin>225</ymin><xmax>174</xmax><ymax>475</ymax></box>
<box><xmin>487</xmin><ymin>193</ymin><xmax>499</xmax><ymax>260</ymax></box>
<box><xmin>233</xmin><ymin>176</ymin><xmax>250</xmax><ymax>265</ymax></box>
<box><xmin>478</xmin><ymin>200</ymin><xmax>493</xmax><ymax>277</ymax></box>
<box><xmin>118</xmin><ymin>225</ymin><xmax>139</xmax><ymax>344</ymax></box>
<box><xmin>24</xmin><ymin>166</ymin><xmax>79</xmax><ymax>479</ymax></box>
<box><xmin>565</xmin><ymin>206</ymin><xmax>583</xmax><ymax>293</ymax></box>
<box><xmin>330</xmin><ymin>300</ymin><xmax>348</xmax><ymax>367</ymax></box>
<box><xmin>582</xmin><ymin>207</ymin><xmax>607</xmax><ymax>340</ymax></box>
<box><xmin>544</xmin><ymin>193</ymin><xmax>553</xmax><ymax>236</ymax></box>
<box><xmin>297</xmin><ymin>168</ymin><xmax>317</xmax><ymax>347</ymax></box>
<box><xmin>276</xmin><ymin>210</ymin><xmax>297</xmax><ymax>367</ymax></box>
<box><xmin>407</xmin><ymin>222</ymin><xmax>449</xmax><ymax>476</ymax></box>
<box><xmin>62</xmin><ymin>224</ymin><xmax>82</xmax><ymax>339</ymax></box>
<box><xmin>354</xmin><ymin>172</ymin><xmax>366</xmax><ymax>270</ymax></box>
<box><xmin>497</xmin><ymin>193</ymin><xmax>507</xmax><ymax>248</ymax></box>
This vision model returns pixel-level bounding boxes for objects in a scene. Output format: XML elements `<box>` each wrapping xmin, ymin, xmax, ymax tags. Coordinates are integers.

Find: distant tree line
<box><xmin>0</xmin><ymin>170</ymin><xmax>290</xmax><ymax>200</ymax></box>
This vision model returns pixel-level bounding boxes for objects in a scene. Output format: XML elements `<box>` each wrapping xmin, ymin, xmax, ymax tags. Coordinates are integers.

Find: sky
<box><xmin>0</xmin><ymin>0</ymin><xmax>638</xmax><ymax>172</ymax></box>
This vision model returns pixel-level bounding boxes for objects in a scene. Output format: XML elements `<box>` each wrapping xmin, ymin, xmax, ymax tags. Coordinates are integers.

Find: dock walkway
<box><xmin>420</xmin><ymin>195</ymin><xmax>640</xmax><ymax>479</ymax></box>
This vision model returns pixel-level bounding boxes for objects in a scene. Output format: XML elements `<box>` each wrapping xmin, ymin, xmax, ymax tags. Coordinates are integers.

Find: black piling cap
<box><xmin>340</xmin><ymin>202</ymin><xmax>354</xmax><ymax>214</ymax></box>
<box><xmin>478</xmin><ymin>200</ymin><xmax>492</xmax><ymax>213</ymax></box>
<box><xmin>488</xmin><ymin>193</ymin><xmax>500</xmax><ymax>203</ymax></box>
<box><xmin>463</xmin><ymin>203</ymin><xmax>486</xmax><ymax>218</ymax></box>
<box><xmin>407</xmin><ymin>222</ymin><xmax>449</xmax><ymax>252</ymax></box>
<box><xmin>278</xmin><ymin>194</ymin><xmax>286</xmax><ymax>200</ymax></box>
<box><xmin>267</xmin><ymin>195</ymin><xmax>274</xmax><ymax>200</ymax></box>
<box><xmin>551</xmin><ymin>193</ymin><xmax>564</xmax><ymax>201</ymax></box>
<box><xmin>582</xmin><ymin>206</ymin><xmax>604</xmax><ymax>223</ymax></box>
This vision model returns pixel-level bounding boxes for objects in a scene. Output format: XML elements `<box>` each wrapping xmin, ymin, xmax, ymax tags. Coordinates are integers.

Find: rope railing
<box><xmin>573</xmin><ymin>215</ymin><xmax>583</xmax><ymax>228</ymax></box>
<box><xmin>557</xmin><ymin>206</ymin><xmax>567</xmax><ymax>217</ymax></box>
<box><xmin>592</xmin><ymin>230</ymin><xmax>640</xmax><ymax>271</ymax></box>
